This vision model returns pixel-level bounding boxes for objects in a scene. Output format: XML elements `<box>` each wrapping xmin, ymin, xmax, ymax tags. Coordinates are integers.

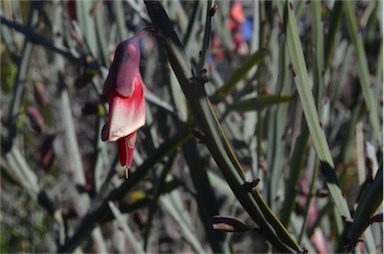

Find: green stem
<box><xmin>323</xmin><ymin>1</ymin><xmax>343</xmax><ymax>73</ymax></box>
<box><xmin>143</xmin><ymin>152</ymin><xmax>177</xmax><ymax>250</ymax></box>
<box><xmin>298</xmin><ymin>158</ymin><xmax>319</xmax><ymax>244</ymax></box>
<box><xmin>345</xmin><ymin>165</ymin><xmax>383</xmax><ymax>251</ymax></box>
<box><xmin>276</xmin><ymin>0</ymin><xmax>351</xmax><ymax>221</ymax></box>
<box><xmin>343</xmin><ymin>1</ymin><xmax>382</xmax><ymax>146</ymax></box>
<box><xmin>144</xmin><ymin>1</ymin><xmax>300</xmax><ymax>252</ymax></box>
<box><xmin>6</xmin><ymin>6</ymin><xmax>38</xmax><ymax>147</ymax></box>
<box><xmin>280</xmin><ymin>123</ymin><xmax>309</xmax><ymax>227</ymax></box>
<box><xmin>197</xmin><ymin>0</ymin><xmax>213</xmax><ymax>74</ymax></box>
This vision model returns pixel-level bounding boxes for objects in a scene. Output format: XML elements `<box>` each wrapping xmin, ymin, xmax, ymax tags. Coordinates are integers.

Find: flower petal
<box><xmin>117</xmin><ymin>131</ymin><xmax>137</xmax><ymax>168</ymax></box>
<box><xmin>102</xmin><ymin>36</ymin><xmax>142</xmax><ymax>97</ymax></box>
<box><xmin>116</xmin><ymin>42</ymin><xmax>141</xmax><ymax>97</ymax></box>
<box><xmin>103</xmin><ymin>79</ymin><xmax>145</xmax><ymax>142</ymax></box>
<box><xmin>101</xmin><ymin>121</ymin><xmax>110</xmax><ymax>141</ymax></box>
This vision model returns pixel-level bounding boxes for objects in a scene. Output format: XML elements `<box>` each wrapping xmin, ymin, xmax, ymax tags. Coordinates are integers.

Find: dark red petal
<box><xmin>116</xmin><ymin>132</ymin><xmax>137</xmax><ymax>168</ymax></box>
<box><xmin>117</xmin><ymin>138</ymin><xmax>127</xmax><ymax>167</ymax></box>
<box><xmin>125</xmin><ymin>132</ymin><xmax>137</xmax><ymax>168</ymax></box>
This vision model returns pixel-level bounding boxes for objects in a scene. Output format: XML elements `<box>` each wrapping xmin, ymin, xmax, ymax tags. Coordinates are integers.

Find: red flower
<box><xmin>101</xmin><ymin>32</ymin><xmax>146</xmax><ymax>179</ymax></box>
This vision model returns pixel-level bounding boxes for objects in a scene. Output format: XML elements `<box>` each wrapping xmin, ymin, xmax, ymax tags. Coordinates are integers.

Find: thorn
<box><xmin>253</xmin><ymin>226</ymin><xmax>262</xmax><ymax>234</ymax></box>
<box><xmin>145</xmin><ymin>26</ymin><xmax>158</xmax><ymax>37</ymax></box>
<box><xmin>290</xmin><ymin>65</ymin><xmax>296</xmax><ymax>77</ymax></box>
<box><xmin>278</xmin><ymin>21</ymin><xmax>283</xmax><ymax>33</ymax></box>
<box><xmin>191</xmin><ymin>75</ymin><xmax>208</xmax><ymax>85</ymax></box>
<box><xmin>258</xmin><ymin>161</ymin><xmax>269</xmax><ymax>175</ymax></box>
<box><xmin>198</xmin><ymin>69</ymin><xmax>209</xmax><ymax>83</ymax></box>
<box><xmin>289</xmin><ymin>2</ymin><xmax>294</xmax><ymax>11</ymax></box>
<box><xmin>241</xmin><ymin>178</ymin><xmax>260</xmax><ymax>192</ymax></box>
<box><xmin>190</xmin><ymin>128</ymin><xmax>206</xmax><ymax>143</ymax></box>
<box><xmin>365</xmin><ymin>157</ymin><xmax>374</xmax><ymax>176</ymax></box>
<box><xmin>200</xmin><ymin>68</ymin><xmax>207</xmax><ymax>75</ymax></box>
<box><xmin>369</xmin><ymin>213</ymin><xmax>383</xmax><ymax>224</ymax></box>
<box><xmin>315</xmin><ymin>188</ymin><xmax>329</xmax><ymax>198</ymax></box>
<box><xmin>209</xmin><ymin>4</ymin><xmax>218</xmax><ymax>17</ymax></box>
<box><xmin>368</xmin><ymin>173</ymin><xmax>374</xmax><ymax>182</ymax></box>
<box><xmin>341</xmin><ymin>215</ymin><xmax>353</xmax><ymax>225</ymax></box>
<box><xmin>281</xmin><ymin>127</ymin><xmax>292</xmax><ymax>140</ymax></box>
<box><xmin>343</xmin><ymin>234</ymin><xmax>364</xmax><ymax>251</ymax></box>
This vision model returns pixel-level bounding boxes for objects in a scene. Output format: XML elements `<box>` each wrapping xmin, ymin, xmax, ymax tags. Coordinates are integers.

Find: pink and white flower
<box><xmin>101</xmin><ymin>32</ymin><xmax>146</xmax><ymax>178</ymax></box>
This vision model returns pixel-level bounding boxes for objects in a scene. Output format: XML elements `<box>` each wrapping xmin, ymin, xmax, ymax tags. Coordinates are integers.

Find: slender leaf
<box><xmin>229</xmin><ymin>95</ymin><xmax>291</xmax><ymax>112</ymax></box>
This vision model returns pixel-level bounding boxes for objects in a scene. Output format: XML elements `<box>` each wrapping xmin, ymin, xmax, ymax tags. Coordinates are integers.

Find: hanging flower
<box><xmin>101</xmin><ymin>31</ymin><xmax>146</xmax><ymax>179</ymax></box>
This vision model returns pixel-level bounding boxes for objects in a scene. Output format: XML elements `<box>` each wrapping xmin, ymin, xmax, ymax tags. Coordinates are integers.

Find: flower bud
<box><xmin>212</xmin><ymin>215</ymin><xmax>253</xmax><ymax>232</ymax></box>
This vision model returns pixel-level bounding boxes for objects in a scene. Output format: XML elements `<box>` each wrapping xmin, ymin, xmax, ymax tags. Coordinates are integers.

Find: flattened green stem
<box><xmin>0</xmin><ymin>16</ymin><xmax>81</xmax><ymax>62</ymax></box>
<box><xmin>186</xmin><ymin>76</ymin><xmax>299</xmax><ymax>252</ymax></box>
<box><xmin>197</xmin><ymin>0</ymin><xmax>214</xmax><ymax>74</ymax></box>
<box><xmin>343</xmin><ymin>1</ymin><xmax>382</xmax><ymax>146</ymax></box>
<box><xmin>298</xmin><ymin>158</ymin><xmax>319</xmax><ymax>245</ymax></box>
<box><xmin>324</xmin><ymin>1</ymin><xmax>343</xmax><ymax>73</ymax></box>
<box><xmin>280</xmin><ymin>123</ymin><xmax>309</xmax><ymax>227</ymax></box>
<box><xmin>143</xmin><ymin>152</ymin><xmax>176</xmax><ymax>250</ymax></box>
<box><xmin>76</xmin><ymin>1</ymin><xmax>97</xmax><ymax>56</ymax></box>
<box><xmin>182</xmin><ymin>1</ymin><xmax>201</xmax><ymax>51</ymax></box>
<box><xmin>276</xmin><ymin>0</ymin><xmax>351</xmax><ymax>220</ymax></box>
<box><xmin>183</xmin><ymin>139</ymin><xmax>226</xmax><ymax>253</ymax></box>
<box><xmin>6</xmin><ymin>146</ymin><xmax>39</xmax><ymax>199</ymax></box>
<box><xmin>145</xmin><ymin>1</ymin><xmax>300</xmax><ymax>252</ymax></box>
<box><xmin>161</xmin><ymin>193</ymin><xmax>206</xmax><ymax>253</ymax></box>
<box><xmin>94</xmin><ymin>6</ymin><xmax>109</xmax><ymax>66</ymax></box>
<box><xmin>311</xmin><ymin>0</ymin><xmax>324</xmax><ymax>108</ymax></box>
<box><xmin>6</xmin><ymin>7</ymin><xmax>37</xmax><ymax>146</ymax></box>
<box><xmin>228</xmin><ymin>95</ymin><xmax>292</xmax><ymax>112</ymax></box>
<box><xmin>294</xmin><ymin>1</ymin><xmax>323</xmax><ymax>241</ymax></box>
<box><xmin>212</xmin><ymin>49</ymin><xmax>267</xmax><ymax>101</ymax></box>
<box><xmin>108</xmin><ymin>201</ymin><xmax>145</xmax><ymax>253</ymax></box>
<box><xmin>112</xmin><ymin>0</ymin><xmax>127</xmax><ymax>41</ymax></box>
<box><xmin>60</xmin><ymin>88</ymin><xmax>87</xmax><ymax>198</ymax></box>
<box><xmin>345</xmin><ymin>165</ymin><xmax>383</xmax><ymax>251</ymax></box>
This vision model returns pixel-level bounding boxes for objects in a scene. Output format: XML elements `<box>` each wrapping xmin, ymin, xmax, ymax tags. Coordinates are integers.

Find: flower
<box><xmin>101</xmin><ymin>32</ymin><xmax>146</xmax><ymax>179</ymax></box>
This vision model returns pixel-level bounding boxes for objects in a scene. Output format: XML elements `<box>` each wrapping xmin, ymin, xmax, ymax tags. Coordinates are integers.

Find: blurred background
<box><xmin>1</xmin><ymin>0</ymin><xmax>382</xmax><ymax>253</ymax></box>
